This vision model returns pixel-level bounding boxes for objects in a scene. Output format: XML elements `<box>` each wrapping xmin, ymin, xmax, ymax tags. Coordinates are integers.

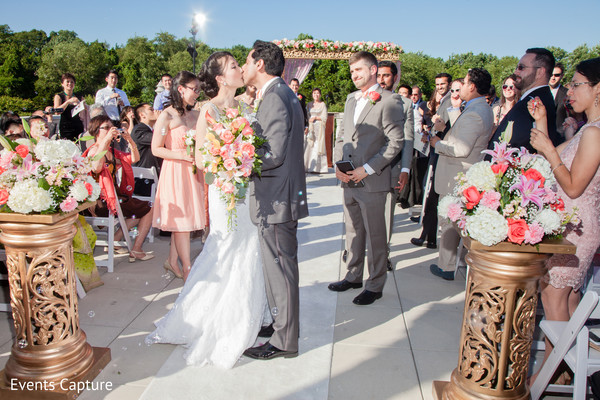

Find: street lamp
<box><xmin>188</xmin><ymin>12</ymin><xmax>206</xmax><ymax>74</ymax></box>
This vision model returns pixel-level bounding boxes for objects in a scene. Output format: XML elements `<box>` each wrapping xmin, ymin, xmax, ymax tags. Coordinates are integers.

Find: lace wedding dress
<box><xmin>146</xmin><ymin>104</ymin><xmax>269</xmax><ymax>368</ymax></box>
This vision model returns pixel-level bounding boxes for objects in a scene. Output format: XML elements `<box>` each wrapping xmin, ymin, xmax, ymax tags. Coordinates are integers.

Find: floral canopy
<box><xmin>273</xmin><ymin>39</ymin><xmax>403</xmax><ymax>89</ymax></box>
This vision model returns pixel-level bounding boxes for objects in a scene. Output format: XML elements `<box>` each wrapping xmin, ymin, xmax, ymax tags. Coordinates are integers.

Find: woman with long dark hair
<box><xmin>152</xmin><ymin>71</ymin><xmax>206</xmax><ymax>280</ymax></box>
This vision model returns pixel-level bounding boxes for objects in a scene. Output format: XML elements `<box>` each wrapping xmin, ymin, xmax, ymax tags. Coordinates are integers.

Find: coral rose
<box><xmin>220</xmin><ymin>130</ymin><xmax>235</xmax><ymax>144</ymax></box>
<box><xmin>491</xmin><ymin>163</ymin><xmax>508</xmax><ymax>175</ymax></box>
<box><xmin>223</xmin><ymin>158</ymin><xmax>237</xmax><ymax>171</ymax></box>
<box><xmin>231</xmin><ymin>117</ymin><xmax>249</xmax><ymax>132</ymax></box>
<box><xmin>15</xmin><ymin>144</ymin><xmax>29</xmax><ymax>158</ymax></box>
<box><xmin>241</xmin><ymin>142</ymin><xmax>255</xmax><ymax>156</ymax></box>
<box><xmin>225</xmin><ymin>108</ymin><xmax>239</xmax><ymax>119</ymax></box>
<box><xmin>463</xmin><ymin>186</ymin><xmax>483</xmax><ymax>210</ymax></box>
<box><xmin>507</xmin><ymin>218</ymin><xmax>528</xmax><ymax>244</ymax></box>
<box><xmin>0</xmin><ymin>189</ymin><xmax>8</xmax><ymax>205</ymax></box>
<box><xmin>523</xmin><ymin>168</ymin><xmax>545</xmax><ymax>187</ymax></box>
<box><xmin>551</xmin><ymin>198</ymin><xmax>565</xmax><ymax>211</ymax></box>
<box><xmin>241</xmin><ymin>126</ymin><xmax>254</xmax><ymax>137</ymax></box>
<box><xmin>367</xmin><ymin>91</ymin><xmax>381</xmax><ymax>103</ymax></box>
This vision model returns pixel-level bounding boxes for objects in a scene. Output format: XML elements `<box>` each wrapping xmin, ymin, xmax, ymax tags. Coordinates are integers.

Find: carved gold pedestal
<box><xmin>0</xmin><ymin>209</ymin><xmax>110</xmax><ymax>399</ymax></box>
<box><xmin>433</xmin><ymin>237</ymin><xmax>575</xmax><ymax>400</ymax></box>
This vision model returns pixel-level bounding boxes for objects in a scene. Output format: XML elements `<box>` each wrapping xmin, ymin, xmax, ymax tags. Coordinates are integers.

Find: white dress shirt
<box><xmin>95</xmin><ymin>86</ymin><xmax>130</xmax><ymax>120</ymax></box>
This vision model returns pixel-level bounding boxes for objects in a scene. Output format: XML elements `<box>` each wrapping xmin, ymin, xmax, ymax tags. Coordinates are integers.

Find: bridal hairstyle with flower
<box><xmin>198</xmin><ymin>51</ymin><xmax>234</xmax><ymax>99</ymax></box>
<box><xmin>250</xmin><ymin>40</ymin><xmax>285</xmax><ymax>77</ymax></box>
<box><xmin>170</xmin><ymin>70</ymin><xmax>198</xmax><ymax>116</ymax></box>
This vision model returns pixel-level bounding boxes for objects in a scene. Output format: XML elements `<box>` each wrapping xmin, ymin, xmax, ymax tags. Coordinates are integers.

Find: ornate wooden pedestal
<box><xmin>0</xmin><ymin>209</ymin><xmax>110</xmax><ymax>399</ymax></box>
<box><xmin>433</xmin><ymin>237</ymin><xmax>575</xmax><ymax>400</ymax></box>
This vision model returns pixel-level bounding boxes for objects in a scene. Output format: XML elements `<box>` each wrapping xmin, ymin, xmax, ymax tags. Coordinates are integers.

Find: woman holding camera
<box><xmin>53</xmin><ymin>73</ymin><xmax>85</xmax><ymax>141</ymax></box>
<box><xmin>85</xmin><ymin>114</ymin><xmax>155</xmax><ymax>262</ymax></box>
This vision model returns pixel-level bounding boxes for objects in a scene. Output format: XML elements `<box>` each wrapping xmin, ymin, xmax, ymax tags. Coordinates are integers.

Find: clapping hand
<box><xmin>527</xmin><ymin>97</ymin><xmax>547</xmax><ymax>122</ymax></box>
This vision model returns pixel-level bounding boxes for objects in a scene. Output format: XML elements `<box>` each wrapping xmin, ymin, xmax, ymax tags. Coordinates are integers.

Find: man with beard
<box><xmin>488</xmin><ymin>48</ymin><xmax>560</xmax><ymax>152</ymax></box>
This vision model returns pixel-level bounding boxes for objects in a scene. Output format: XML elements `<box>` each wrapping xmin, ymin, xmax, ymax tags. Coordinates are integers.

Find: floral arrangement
<box><xmin>184</xmin><ymin>129</ymin><xmax>197</xmax><ymax>174</ymax></box>
<box><xmin>273</xmin><ymin>39</ymin><xmax>402</xmax><ymax>56</ymax></box>
<box><xmin>200</xmin><ymin>107</ymin><xmax>265</xmax><ymax>229</ymax></box>
<box><xmin>438</xmin><ymin>142</ymin><xmax>579</xmax><ymax>246</ymax></box>
<box><xmin>0</xmin><ymin>130</ymin><xmax>100</xmax><ymax>215</ymax></box>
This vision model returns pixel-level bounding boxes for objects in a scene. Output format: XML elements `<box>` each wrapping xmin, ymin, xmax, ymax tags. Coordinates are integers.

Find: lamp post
<box><xmin>188</xmin><ymin>13</ymin><xmax>206</xmax><ymax>74</ymax></box>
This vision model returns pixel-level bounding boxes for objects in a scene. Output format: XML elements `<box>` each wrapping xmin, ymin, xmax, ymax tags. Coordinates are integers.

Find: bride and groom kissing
<box><xmin>147</xmin><ymin>40</ymin><xmax>308</xmax><ymax>366</ymax></box>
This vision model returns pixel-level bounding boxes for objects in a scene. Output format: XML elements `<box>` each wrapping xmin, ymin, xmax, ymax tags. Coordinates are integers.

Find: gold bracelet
<box><xmin>552</xmin><ymin>162</ymin><xmax>565</xmax><ymax>174</ymax></box>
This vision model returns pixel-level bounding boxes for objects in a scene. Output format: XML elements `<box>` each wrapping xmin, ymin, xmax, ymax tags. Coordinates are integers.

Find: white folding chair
<box><xmin>530</xmin><ymin>290</ymin><xmax>600</xmax><ymax>400</ymax></box>
<box><xmin>131</xmin><ymin>166</ymin><xmax>158</xmax><ymax>243</ymax></box>
<box><xmin>84</xmin><ymin>180</ymin><xmax>133</xmax><ymax>273</ymax></box>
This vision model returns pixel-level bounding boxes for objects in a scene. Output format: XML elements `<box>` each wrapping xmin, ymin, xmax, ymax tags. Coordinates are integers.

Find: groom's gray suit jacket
<box><xmin>249</xmin><ymin>77</ymin><xmax>309</xmax><ymax>224</ymax></box>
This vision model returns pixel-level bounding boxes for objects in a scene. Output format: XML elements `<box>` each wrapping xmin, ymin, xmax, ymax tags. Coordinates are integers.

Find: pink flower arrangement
<box><xmin>273</xmin><ymin>39</ymin><xmax>402</xmax><ymax>57</ymax></box>
<box><xmin>201</xmin><ymin>107</ymin><xmax>266</xmax><ymax>229</ymax></box>
<box><xmin>438</xmin><ymin>142</ymin><xmax>579</xmax><ymax>246</ymax></box>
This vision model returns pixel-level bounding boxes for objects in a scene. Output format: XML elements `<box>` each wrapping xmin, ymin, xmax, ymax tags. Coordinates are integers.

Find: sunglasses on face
<box><xmin>502</xmin><ymin>85</ymin><xmax>514</xmax><ymax>90</ymax></box>
<box><xmin>450</xmin><ymin>89</ymin><xmax>460</xmax><ymax>93</ymax></box>
<box><xmin>552</xmin><ymin>73</ymin><xmax>562</xmax><ymax>78</ymax></box>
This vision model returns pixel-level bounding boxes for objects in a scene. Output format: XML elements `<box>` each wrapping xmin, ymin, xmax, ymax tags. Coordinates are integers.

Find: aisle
<box><xmin>140</xmin><ymin>174</ymin><xmax>344</xmax><ymax>400</ymax></box>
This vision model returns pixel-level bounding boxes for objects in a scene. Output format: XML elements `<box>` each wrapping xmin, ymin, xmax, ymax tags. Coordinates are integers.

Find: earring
<box><xmin>595</xmin><ymin>94</ymin><xmax>599</xmax><ymax>108</ymax></box>
<box><xmin>223</xmin><ymin>81</ymin><xmax>228</xmax><ymax>87</ymax></box>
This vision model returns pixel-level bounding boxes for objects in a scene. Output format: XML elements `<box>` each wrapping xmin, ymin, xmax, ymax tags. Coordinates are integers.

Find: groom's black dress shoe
<box><xmin>411</xmin><ymin>237</ymin><xmax>437</xmax><ymax>249</ymax></box>
<box><xmin>258</xmin><ymin>324</ymin><xmax>274</xmax><ymax>338</ymax></box>
<box><xmin>410</xmin><ymin>216</ymin><xmax>420</xmax><ymax>223</ymax></box>
<box><xmin>352</xmin><ymin>290</ymin><xmax>382</xmax><ymax>305</ymax></box>
<box><xmin>243</xmin><ymin>342</ymin><xmax>298</xmax><ymax>360</ymax></box>
<box><xmin>328</xmin><ymin>279</ymin><xmax>362</xmax><ymax>292</ymax></box>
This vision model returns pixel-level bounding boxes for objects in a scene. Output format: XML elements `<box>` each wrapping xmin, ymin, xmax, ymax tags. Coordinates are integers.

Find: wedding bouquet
<box><xmin>0</xmin><ymin>125</ymin><xmax>100</xmax><ymax>215</ymax></box>
<box><xmin>438</xmin><ymin>142</ymin><xmax>579</xmax><ymax>246</ymax></box>
<box><xmin>200</xmin><ymin>107</ymin><xmax>265</xmax><ymax>229</ymax></box>
<box><xmin>184</xmin><ymin>129</ymin><xmax>197</xmax><ymax>174</ymax></box>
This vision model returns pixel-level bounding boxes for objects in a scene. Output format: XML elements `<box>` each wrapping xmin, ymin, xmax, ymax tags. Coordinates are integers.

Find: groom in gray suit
<box><xmin>330</xmin><ymin>51</ymin><xmax>405</xmax><ymax>305</ymax></box>
<box><xmin>242</xmin><ymin>40</ymin><xmax>308</xmax><ymax>360</ymax></box>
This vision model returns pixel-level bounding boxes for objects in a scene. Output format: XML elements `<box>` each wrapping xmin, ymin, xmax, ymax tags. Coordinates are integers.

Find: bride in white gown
<box><xmin>146</xmin><ymin>52</ymin><xmax>269</xmax><ymax>369</ymax></box>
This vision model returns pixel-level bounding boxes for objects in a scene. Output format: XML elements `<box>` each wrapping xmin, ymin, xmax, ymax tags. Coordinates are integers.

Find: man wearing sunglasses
<box><xmin>488</xmin><ymin>48</ymin><xmax>561</xmax><ymax>152</ymax></box>
<box><xmin>549</xmin><ymin>62</ymin><xmax>569</xmax><ymax>140</ymax></box>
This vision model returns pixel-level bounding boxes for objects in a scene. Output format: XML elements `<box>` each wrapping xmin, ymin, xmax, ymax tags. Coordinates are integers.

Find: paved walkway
<box><xmin>0</xmin><ymin>173</ymin><xmax>475</xmax><ymax>399</ymax></box>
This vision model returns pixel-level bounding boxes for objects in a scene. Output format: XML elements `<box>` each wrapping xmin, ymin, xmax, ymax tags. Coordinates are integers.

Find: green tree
<box><xmin>117</xmin><ymin>36</ymin><xmax>164</xmax><ymax>103</ymax></box>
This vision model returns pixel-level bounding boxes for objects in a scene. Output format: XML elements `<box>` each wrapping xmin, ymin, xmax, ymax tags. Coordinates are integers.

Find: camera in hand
<box><xmin>43</xmin><ymin>108</ymin><xmax>64</xmax><ymax>115</ymax></box>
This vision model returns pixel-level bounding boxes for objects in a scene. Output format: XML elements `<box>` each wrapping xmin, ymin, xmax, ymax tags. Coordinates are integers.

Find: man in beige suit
<box><xmin>428</xmin><ymin>68</ymin><xmax>494</xmax><ymax>280</ymax></box>
<box><xmin>329</xmin><ymin>51</ymin><xmax>404</xmax><ymax>305</ymax></box>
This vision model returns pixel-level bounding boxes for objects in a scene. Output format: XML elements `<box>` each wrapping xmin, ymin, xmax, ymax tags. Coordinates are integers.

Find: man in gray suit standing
<box><xmin>242</xmin><ymin>40</ymin><xmax>309</xmax><ymax>359</ymax></box>
<box><xmin>428</xmin><ymin>68</ymin><xmax>494</xmax><ymax>280</ymax></box>
<box><xmin>329</xmin><ymin>51</ymin><xmax>404</xmax><ymax>305</ymax></box>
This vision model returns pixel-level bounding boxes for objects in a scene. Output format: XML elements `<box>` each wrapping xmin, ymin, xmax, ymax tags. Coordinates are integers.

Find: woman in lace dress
<box><xmin>528</xmin><ymin>57</ymin><xmax>600</xmax><ymax>382</ymax></box>
<box><xmin>304</xmin><ymin>88</ymin><xmax>329</xmax><ymax>173</ymax></box>
<box><xmin>147</xmin><ymin>52</ymin><xmax>268</xmax><ymax>369</ymax></box>
<box><xmin>152</xmin><ymin>71</ymin><xmax>206</xmax><ymax>280</ymax></box>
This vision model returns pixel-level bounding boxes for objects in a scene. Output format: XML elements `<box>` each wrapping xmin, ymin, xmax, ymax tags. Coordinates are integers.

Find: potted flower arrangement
<box><xmin>438</xmin><ymin>141</ymin><xmax>579</xmax><ymax>246</ymax></box>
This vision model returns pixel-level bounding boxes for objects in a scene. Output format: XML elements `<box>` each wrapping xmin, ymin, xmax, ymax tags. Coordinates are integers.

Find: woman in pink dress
<box><xmin>528</xmin><ymin>57</ymin><xmax>600</xmax><ymax>382</ymax></box>
<box><xmin>152</xmin><ymin>71</ymin><xmax>206</xmax><ymax>281</ymax></box>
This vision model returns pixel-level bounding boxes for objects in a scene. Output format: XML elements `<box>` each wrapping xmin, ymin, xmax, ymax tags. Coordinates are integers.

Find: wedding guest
<box><xmin>54</xmin><ymin>73</ymin><xmax>85</xmax><ymax>141</ymax></box>
<box><xmin>550</xmin><ymin>62</ymin><xmax>569</xmax><ymax>140</ymax></box>
<box><xmin>32</xmin><ymin>109</ymin><xmax>58</xmax><ymax>138</ymax></box>
<box><xmin>304</xmin><ymin>88</ymin><xmax>329</xmax><ymax>173</ymax></box>
<box><xmin>428</xmin><ymin>73</ymin><xmax>452</xmax><ymax>116</ymax></box>
<box><xmin>153</xmin><ymin>73</ymin><xmax>173</xmax><ymax>112</ymax></box>
<box><xmin>411</xmin><ymin>79</ymin><xmax>463</xmax><ymax>249</ymax></box>
<box><xmin>488</xmin><ymin>48</ymin><xmax>560</xmax><ymax>152</ymax></box>
<box><xmin>330</xmin><ymin>51</ymin><xmax>404</xmax><ymax>305</ymax></box>
<box><xmin>492</xmin><ymin>75</ymin><xmax>521</xmax><ymax>128</ymax></box>
<box><xmin>132</xmin><ymin>103</ymin><xmax>160</xmax><ymax>196</ymax></box>
<box><xmin>527</xmin><ymin>57</ymin><xmax>600</xmax><ymax>384</ymax></box>
<box><xmin>3</xmin><ymin>119</ymin><xmax>24</xmax><ymax>141</ymax></box>
<box><xmin>289</xmin><ymin>78</ymin><xmax>308</xmax><ymax>132</ymax></box>
<box><xmin>152</xmin><ymin>71</ymin><xmax>206</xmax><ymax>281</ymax></box>
<box><xmin>234</xmin><ymin>84</ymin><xmax>257</xmax><ymax>108</ymax></box>
<box><xmin>0</xmin><ymin>111</ymin><xmax>20</xmax><ymax>135</ymax></box>
<box><xmin>85</xmin><ymin>115</ymin><xmax>155</xmax><ymax>262</ymax></box>
<box><xmin>398</xmin><ymin>84</ymin><xmax>412</xmax><ymax>98</ymax></box>
<box><xmin>485</xmin><ymin>85</ymin><xmax>499</xmax><ymax>107</ymax></box>
<box><xmin>429</xmin><ymin>68</ymin><xmax>494</xmax><ymax>280</ymax></box>
<box><xmin>95</xmin><ymin>70</ymin><xmax>130</xmax><ymax>123</ymax></box>
<box><xmin>27</xmin><ymin>115</ymin><xmax>49</xmax><ymax>140</ymax></box>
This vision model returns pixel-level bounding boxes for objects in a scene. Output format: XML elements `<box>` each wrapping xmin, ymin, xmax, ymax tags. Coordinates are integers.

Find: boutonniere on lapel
<box><xmin>297</xmin><ymin>94</ymin><xmax>303</xmax><ymax>101</ymax></box>
<box><xmin>367</xmin><ymin>91</ymin><xmax>381</xmax><ymax>105</ymax></box>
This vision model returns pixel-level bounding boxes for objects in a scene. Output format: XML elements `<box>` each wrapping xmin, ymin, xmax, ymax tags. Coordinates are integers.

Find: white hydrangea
<box><xmin>527</xmin><ymin>155</ymin><xmax>556</xmax><ymax>186</ymax></box>
<box><xmin>34</xmin><ymin>139</ymin><xmax>80</xmax><ymax>166</ymax></box>
<box><xmin>7</xmin><ymin>179</ymin><xmax>53</xmax><ymax>214</ymax></box>
<box><xmin>535</xmin><ymin>208</ymin><xmax>561</xmax><ymax>234</ymax></box>
<box><xmin>465</xmin><ymin>161</ymin><xmax>497</xmax><ymax>191</ymax></box>
<box><xmin>69</xmin><ymin>181</ymin><xmax>90</xmax><ymax>202</ymax></box>
<box><xmin>438</xmin><ymin>195</ymin><xmax>460</xmax><ymax>218</ymax></box>
<box><xmin>466</xmin><ymin>207</ymin><xmax>509</xmax><ymax>246</ymax></box>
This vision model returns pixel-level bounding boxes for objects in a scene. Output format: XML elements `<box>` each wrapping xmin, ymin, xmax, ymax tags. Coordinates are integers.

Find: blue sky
<box><xmin>3</xmin><ymin>0</ymin><xmax>599</xmax><ymax>59</ymax></box>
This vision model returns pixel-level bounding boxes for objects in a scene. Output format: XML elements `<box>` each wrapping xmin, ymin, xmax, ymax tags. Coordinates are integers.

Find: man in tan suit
<box><xmin>428</xmin><ymin>68</ymin><xmax>494</xmax><ymax>280</ymax></box>
<box><xmin>330</xmin><ymin>51</ymin><xmax>404</xmax><ymax>305</ymax></box>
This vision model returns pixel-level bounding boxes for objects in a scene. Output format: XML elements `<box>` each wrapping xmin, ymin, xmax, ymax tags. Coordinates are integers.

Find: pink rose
<box><xmin>241</xmin><ymin>126</ymin><xmax>254</xmax><ymax>137</ymax></box>
<box><xmin>447</xmin><ymin>203</ymin><xmax>463</xmax><ymax>222</ymax></box>
<box><xmin>463</xmin><ymin>186</ymin><xmax>483</xmax><ymax>210</ymax></box>
<box><xmin>367</xmin><ymin>91</ymin><xmax>381</xmax><ymax>103</ymax></box>
<box><xmin>225</xmin><ymin>108</ymin><xmax>239</xmax><ymax>119</ymax></box>
<box><xmin>507</xmin><ymin>218</ymin><xmax>528</xmax><ymax>244</ymax></box>
<box><xmin>219</xmin><ymin>144</ymin><xmax>231</xmax><ymax>158</ymax></box>
<box><xmin>223</xmin><ymin>158</ymin><xmax>237</xmax><ymax>171</ymax></box>
<box><xmin>241</xmin><ymin>142</ymin><xmax>255</xmax><ymax>156</ymax></box>
<box><xmin>15</xmin><ymin>145</ymin><xmax>29</xmax><ymax>158</ymax></box>
<box><xmin>212</xmin><ymin>123</ymin><xmax>224</xmax><ymax>132</ymax></box>
<box><xmin>242</xmin><ymin>168</ymin><xmax>252</xmax><ymax>177</ymax></box>
<box><xmin>222</xmin><ymin>182</ymin><xmax>235</xmax><ymax>194</ymax></box>
<box><xmin>524</xmin><ymin>222</ymin><xmax>544</xmax><ymax>244</ymax></box>
<box><xmin>0</xmin><ymin>189</ymin><xmax>8</xmax><ymax>205</ymax></box>
<box><xmin>210</xmin><ymin>143</ymin><xmax>221</xmax><ymax>156</ymax></box>
<box><xmin>60</xmin><ymin>197</ymin><xmax>78</xmax><ymax>212</ymax></box>
<box><xmin>231</xmin><ymin>117</ymin><xmax>249</xmax><ymax>132</ymax></box>
<box><xmin>491</xmin><ymin>163</ymin><xmax>508</xmax><ymax>175</ymax></box>
<box><xmin>220</xmin><ymin>130</ymin><xmax>235</xmax><ymax>144</ymax></box>
<box><xmin>480</xmin><ymin>191</ymin><xmax>501</xmax><ymax>210</ymax></box>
